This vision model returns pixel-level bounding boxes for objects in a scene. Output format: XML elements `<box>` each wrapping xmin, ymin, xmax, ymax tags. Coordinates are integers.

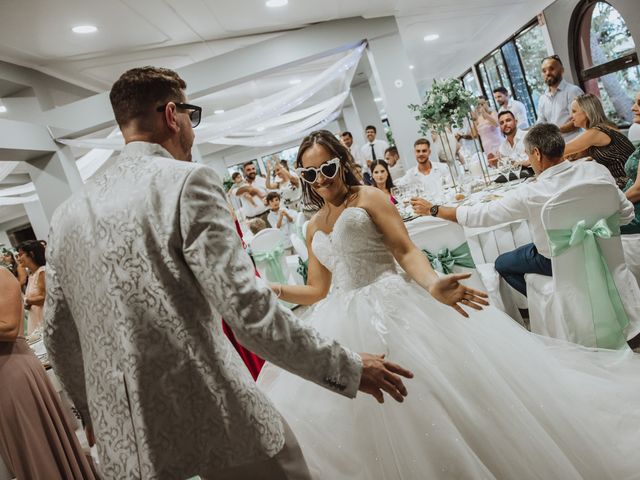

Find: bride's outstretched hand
<box><xmin>428</xmin><ymin>273</ymin><xmax>489</xmax><ymax>318</ymax></box>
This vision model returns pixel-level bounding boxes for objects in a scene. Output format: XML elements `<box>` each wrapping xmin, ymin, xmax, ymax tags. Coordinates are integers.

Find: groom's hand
<box><xmin>358</xmin><ymin>353</ymin><xmax>414</xmax><ymax>404</ymax></box>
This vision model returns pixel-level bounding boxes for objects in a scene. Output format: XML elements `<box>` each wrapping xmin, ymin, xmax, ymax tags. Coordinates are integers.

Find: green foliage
<box><xmin>222</xmin><ymin>175</ymin><xmax>234</xmax><ymax>192</ymax></box>
<box><xmin>409</xmin><ymin>79</ymin><xmax>478</xmax><ymax>135</ymax></box>
<box><xmin>385</xmin><ymin>128</ymin><xmax>395</xmax><ymax>146</ymax></box>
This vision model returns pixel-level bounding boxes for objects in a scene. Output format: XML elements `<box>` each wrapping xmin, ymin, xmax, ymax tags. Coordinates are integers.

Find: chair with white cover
<box><xmin>525</xmin><ymin>182</ymin><xmax>640</xmax><ymax>348</ymax></box>
<box><xmin>290</xmin><ymin>212</ymin><xmax>309</xmax><ymax>262</ymax></box>
<box><xmin>249</xmin><ymin>228</ymin><xmax>303</xmax><ymax>286</ymax></box>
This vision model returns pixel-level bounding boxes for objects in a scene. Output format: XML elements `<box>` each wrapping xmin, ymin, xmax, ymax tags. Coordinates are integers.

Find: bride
<box><xmin>258</xmin><ymin>130</ymin><xmax>640</xmax><ymax>479</ymax></box>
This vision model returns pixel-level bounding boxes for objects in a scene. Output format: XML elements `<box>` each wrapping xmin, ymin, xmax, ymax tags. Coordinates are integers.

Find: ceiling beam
<box><xmin>0</xmin><ymin>119</ymin><xmax>57</xmax><ymax>159</ymax></box>
<box><xmin>42</xmin><ymin>16</ymin><xmax>400</xmax><ymax>138</ymax></box>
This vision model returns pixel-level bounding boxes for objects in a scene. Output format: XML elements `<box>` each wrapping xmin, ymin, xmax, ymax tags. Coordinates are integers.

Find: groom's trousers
<box><xmin>201</xmin><ymin>416</ymin><xmax>312</xmax><ymax>480</ymax></box>
<box><xmin>495</xmin><ymin>243</ymin><xmax>552</xmax><ymax>296</ymax></box>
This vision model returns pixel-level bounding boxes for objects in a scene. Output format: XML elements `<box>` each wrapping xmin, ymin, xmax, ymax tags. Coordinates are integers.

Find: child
<box><xmin>266</xmin><ymin>192</ymin><xmax>295</xmax><ymax>248</ymax></box>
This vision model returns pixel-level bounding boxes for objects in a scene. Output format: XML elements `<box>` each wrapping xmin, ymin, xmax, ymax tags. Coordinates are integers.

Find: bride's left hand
<box><xmin>428</xmin><ymin>273</ymin><xmax>489</xmax><ymax>317</ymax></box>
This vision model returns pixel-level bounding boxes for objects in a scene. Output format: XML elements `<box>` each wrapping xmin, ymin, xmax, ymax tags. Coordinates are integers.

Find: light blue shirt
<box><xmin>537</xmin><ymin>79</ymin><xmax>584</xmax><ymax>141</ymax></box>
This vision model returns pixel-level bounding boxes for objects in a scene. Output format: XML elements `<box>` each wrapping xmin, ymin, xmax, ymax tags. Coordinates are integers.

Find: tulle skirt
<box><xmin>258</xmin><ymin>273</ymin><xmax>640</xmax><ymax>479</ymax></box>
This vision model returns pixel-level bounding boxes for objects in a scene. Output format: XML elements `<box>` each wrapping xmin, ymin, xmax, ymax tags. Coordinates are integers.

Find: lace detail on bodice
<box><xmin>312</xmin><ymin>207</ymin><xmax>398</xmax><ymax>291</ymax></box>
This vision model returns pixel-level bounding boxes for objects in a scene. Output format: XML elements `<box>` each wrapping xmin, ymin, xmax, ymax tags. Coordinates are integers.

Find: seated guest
<box><xmin>397</xmin><ymin>138</ymin><xmax>448</xmax><ymax>195</ymax></box>
<box><xmin>410</xmin><ymin>123</ymin><xmax>634</xmax><ymax>296</ymax></box>
<box><xmin>247</xmin><ymin>217</ymin><xmax>267</xmax><ymax>236</ymax></box>
<box><xmin>629</xmin><ymin>92</ymin><xmax>640</xmax><ymax>145</ymax></box>
<box><xmin>493</xmin><ymin>86</ymin><xmax>529</xmax><ymax>129</ymax></box>
<box><xmin>498</xmin><ymin>111</ymin><xmax>530</xmax><ymax>167</ymax></box>
<box><xmin>266</xmin><ymin>191</ymin><xmax>295</xmax><ymax>248</ymax></box>
<box><xmin>353</xmin><ymin>163</ymin><xmax>365</xmax><ymax>184</ymax></box>
<box><xmin>0</xmin><ymin>267</ymin><xmax>97</xmax><ymax>479</ymax></box>
<box><xmin>384</xmin><ymin>146</ymin><xmax>406</xmax><ymax>181</ymax></box>
<box><xmin>370</xmin><ymin>159</ymin><xmax>397</xmax><ymax>204</ymax></box>
<box><xmin>564</xmin><ymin>93</ymin><xmax>635</xmax><ymax>189</ymax></box>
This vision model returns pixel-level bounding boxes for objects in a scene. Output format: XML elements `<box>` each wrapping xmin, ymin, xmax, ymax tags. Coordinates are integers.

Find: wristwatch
<box><xmin>430</xmin><ymin>204</ymin><xmax>440</xmax><ymax>217</ymax></box>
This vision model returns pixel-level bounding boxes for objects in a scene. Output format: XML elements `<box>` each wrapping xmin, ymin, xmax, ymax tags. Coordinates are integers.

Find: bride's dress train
<box><xmin>258</xmin><ymin>207</ymin><xmax>640</xmax><ymax>479</ymax></box>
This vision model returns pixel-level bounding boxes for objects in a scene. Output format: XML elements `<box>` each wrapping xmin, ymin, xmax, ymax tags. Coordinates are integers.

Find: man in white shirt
<box><xmin>411</xmin><ymin>123</ymin><xmax>634</xmax><ymax>296</ymax></box>
<box><xmin>498</xmin><ymin>111</ymin><xmax>529</xmax><ymax>166</ymax></box>
<box><xmin>383</xmin><ymin>146</ymin><xmax>406</xmax><ymax>181</ymax></box>
<box><xmin>235</xmin><ymin>161</ymin><xmax>269</xmax><ymax>223</ymax></box>
<box><xmin>360</xmin><ymin>125</ymin><xmax>389</xmax><ymax>185</ymax></box>
<box><xmin>340</xmin><ymin>131</ymin><xmax>365</xmax><ymax>168</ymax></box>
<box><xmin>537</xmin><ymin>55</ymin><xmax>584</xmax><ymax>141</ymax></box>
<box><xmin>397</xmin><ymin>138</ymin><xmax>448</xmax><ymax>196</ymax></box>
<box><xmin>493</xmin><ymin>86</ymin><xmax>529</xmax><ymax>130</ymax></box>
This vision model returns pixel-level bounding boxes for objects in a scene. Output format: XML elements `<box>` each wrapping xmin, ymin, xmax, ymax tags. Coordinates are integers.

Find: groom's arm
<box><xmin>179</xmin><ymin>165</ymin><xmax>362</xmax><ymax>398</ymax></box>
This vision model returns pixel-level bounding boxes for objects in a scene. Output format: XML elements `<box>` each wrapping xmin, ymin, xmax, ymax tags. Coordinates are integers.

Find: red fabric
<box><xmin>221</xmin><ymin>219</ymin><xmax>265</xmax><ymax>380</ymax></box>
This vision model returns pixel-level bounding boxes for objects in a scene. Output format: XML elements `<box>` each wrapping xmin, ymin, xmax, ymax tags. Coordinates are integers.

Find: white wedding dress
<box><xmin>258</xmin><ymin>207</ymin><xmax>640</xmax><ymax>479</ymax></box>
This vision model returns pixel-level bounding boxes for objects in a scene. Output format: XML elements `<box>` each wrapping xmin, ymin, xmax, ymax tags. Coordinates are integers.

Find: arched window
<box><xmin>573</xmin><ymin>0</ymin><xmax>639</xmax><ymax>125</ymax></box>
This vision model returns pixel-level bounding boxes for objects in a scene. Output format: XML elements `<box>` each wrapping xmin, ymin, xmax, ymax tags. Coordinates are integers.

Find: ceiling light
<box><xmin>289</xmin><ymin>78</ymin><xmax>302</xmax><ymax>85</ymax></box>
<box><xmin>423</xmin><ymin>34</ymin><xmax>440</xmax><ymax>42</ymax></box>
<box><xmin>256</xmin><ymin>126</ymin><xmax>265</xmax><ymax>132</ymax></box>
<box><xmin>214</xmin><ymin>109</ymin><xmax>225</xmax><ymax>114</ymax></box>
<box><xmin>0</xmin><ymin>106</ymin><xmax>6</xmax><ymax>113</ymax></box>
<box><xmin>267</xmin><ymin>141</ymin><xmax>274</xmax><ymax>145</ymax></box>
<box><xmin>72</xmin><ymin>25</ymin><xmax>98</xmax><ymax>34</ymax></box>
<box><xmin>409</xmin><ymin>65</ymin><xmax>415</xmax><ymax>70</ymax></box>
<box><xmin>374</xmin><ymin>97</ymin><xmax>382</xmax><ymax>102</ymax></box>
<box><xmin>266</xmin><ymin>0</ymin><xmax>288</xmax><ymax>7</ymax></box>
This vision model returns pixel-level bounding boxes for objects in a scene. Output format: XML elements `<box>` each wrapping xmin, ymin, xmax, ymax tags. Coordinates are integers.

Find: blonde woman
<box><xmin>564</xmin><ymin>93</ymin><xmax>635</xmax><ymax>188</ymax></box>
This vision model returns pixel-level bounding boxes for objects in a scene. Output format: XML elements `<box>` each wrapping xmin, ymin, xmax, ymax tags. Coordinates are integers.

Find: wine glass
<box><xmin>498</xmin><ymin>156</ymin><xmax>511</xmax><ymax>180</ymax></box>
<box><xmin>510</xmin><ymin>158</ymin><xmax>522</xmax><ymax>180</ymax></box>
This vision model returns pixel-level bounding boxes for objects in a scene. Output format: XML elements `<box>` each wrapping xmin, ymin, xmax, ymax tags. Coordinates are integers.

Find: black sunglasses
<box><xmin>156</xmin><ymin>102</ymin><xmax>202</xmax><ymax>128</ymax></box>
<box><xmin>541</xmin><ymin>54</ymin><xmax>563</xmax><ymax>66</ymax></box>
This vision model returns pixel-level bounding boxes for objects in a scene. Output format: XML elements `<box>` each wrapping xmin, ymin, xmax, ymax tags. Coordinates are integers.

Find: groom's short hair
<box><xmin>524</xmin><ymin>123</ymin><xmax>565</xmax><ymax>159</ymax></box>
<box><xmin>110</xmin><ymin>66</ymin><xmax>187</xmax><ymax>130</ymax></box>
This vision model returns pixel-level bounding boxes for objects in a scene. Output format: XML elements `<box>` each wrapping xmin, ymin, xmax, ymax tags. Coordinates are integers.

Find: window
<box><xmin>461</xmin><ymin>70</ymin><xmax>482</xmax><ymax>97</ymax></box>
<box><xmin>474</xmin><ymin>20</ymin><xmax>550</xmax><ymax>124</ymax></box>
<box><xmin>573</xmin><ymin>0</ymin><xmax>639</xmax><ymax>125</ymax></box>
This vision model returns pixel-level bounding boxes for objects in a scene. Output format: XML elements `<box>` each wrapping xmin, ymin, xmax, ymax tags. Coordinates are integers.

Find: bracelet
<box><xmin>274</xmin><ymin>283</ymin><xmax>282</xmax><ymax>298</ymax></box>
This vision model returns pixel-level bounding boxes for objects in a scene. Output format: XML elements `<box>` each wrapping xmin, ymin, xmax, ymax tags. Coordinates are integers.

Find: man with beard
<box><xmin>235</xmin><ymin>161</ymin><xmax>270</xmax><ymax>224</ymax></box>
<box><xmin>493</xmin><ymin>86</ymin><xmax>529</xmax><ymax>129</ymax></box>
<box><xmin>537</xmin><ymin>55</ymin><xmax>583</xmax><ymax>140</ymax></box>
<box><xmin>498</xmin><ymin>110</ymin><xmax>530</xmax><ymax>167</ymax></box>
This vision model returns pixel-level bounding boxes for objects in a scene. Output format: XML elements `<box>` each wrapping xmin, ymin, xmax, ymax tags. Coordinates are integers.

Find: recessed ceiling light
<box><xmin>374</xmin><ymin>97</ymin><xmax>382</xmax><ymax>102</ymax></box>
<box><xmin>72</xmin><ymin>25</ymin><xmax>98</xmax><ymax>34</ymax></box>
<box><xmin>267</xmin><ymin>141</ymin><xmax>274</xmax><ymax>145</ymax></box>
<box><xmin>289</xmin><ymin>78</ymin><xmax>302</xmax><ymax>85</ymax></box>
<box><xmin>0</xmin><ymin>106</ymin><xmax>7</xmax><ymax>113</ymax></box>
<box><xmin>256</xmin><ymin>126</ymin><xmax>265</xmax><ymax>132</ymax></box>
<box><xmin>214</xmin><ymin>109</ymin><xmax>225</xmax><ymax>114</ymax></box>
<box><xmin>266</xmin><ymin>0</ymin><xmax>288</xmax><ymax>7</ymax></box>
<box><xmin>423</xmin><ymin>34</ymin><xmax>440</xmax><ymax>42</ymax></box>
<box><xmin>409</xmin><ymin>64</ymin><xmax>415</xmax><ymax>70</ymax></box>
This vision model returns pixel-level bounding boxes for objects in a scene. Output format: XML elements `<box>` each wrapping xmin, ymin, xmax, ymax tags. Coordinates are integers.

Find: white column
<box><xmin>23</xmin><ymin>200</ymin><xmax>50</xmax><ymax>240</ymax></box>
<box><xmin>349</xmin><ymin>83</ymin><xmax>385</xmax><ymax>143</ymax></box>
<box><xmin>341</xmin><ymin>104</ymin><xmax>366</xmax><ymax>147</ymax></box>
<box><xmin>25</xmin><ymin>146</ymin><xmax>83</xmax><ymax>234</ymax></box>
<box><xmin>366</xmin><ymin>28</ymin><xmax>423</xmax><ymax>169</ymax></box>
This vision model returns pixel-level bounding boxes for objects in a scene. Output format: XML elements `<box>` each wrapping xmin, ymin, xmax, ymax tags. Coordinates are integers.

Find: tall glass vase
<box><xmin>436</xmin><ymin>128</ymin><xmax>458</xmax><ymax>191</ymax></box>
<box><xmin>466</xmin><ymin>114</ymin><xmax>491</xmax><ymax>186</ymax></box>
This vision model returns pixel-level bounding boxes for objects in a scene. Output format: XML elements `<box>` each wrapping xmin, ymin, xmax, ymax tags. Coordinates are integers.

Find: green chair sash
<box><xmin>422</xmin><ymin>242</ymin><xmax>476</xmax><ymax>275</ymax></box>
<box><xmin>252</xmin><ymin>244</ymin><xmax>288</xmax><ymax>285</ymax></box>
<box><xmin>546</xmin><ymin>213</ymin><xmax>629</xmax><ymax>349</ymax></box>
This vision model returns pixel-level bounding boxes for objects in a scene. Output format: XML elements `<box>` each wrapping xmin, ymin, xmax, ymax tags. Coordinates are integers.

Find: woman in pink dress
<box><xmin>17</xmin><ymin>240</ymin><xmax>46</xmax><ymax>336</ymax></box>
<box><xmin>472</xmin><ymin>96</ymin><xmax>502</xmax><ymax>165</ymax></box>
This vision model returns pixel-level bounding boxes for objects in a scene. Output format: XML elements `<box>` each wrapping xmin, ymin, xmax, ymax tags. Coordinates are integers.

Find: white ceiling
<box><xmin>0</xmin><ymin>0</ymin><xmax>554</xmax><ymax>94</ymax></box>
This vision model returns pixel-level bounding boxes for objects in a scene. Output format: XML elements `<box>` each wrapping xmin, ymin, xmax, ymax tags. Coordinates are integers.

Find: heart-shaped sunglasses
<box><xmin>295</xmin><ymin>157</ymin><xmax>341</xmax><ymax>184</ymax></box>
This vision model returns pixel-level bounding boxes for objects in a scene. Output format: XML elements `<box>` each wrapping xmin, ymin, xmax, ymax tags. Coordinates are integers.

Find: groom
<box><xmin>44</xmin><ymin>67</ymin><xmax>413</xmax><ymax>480</ymax></box>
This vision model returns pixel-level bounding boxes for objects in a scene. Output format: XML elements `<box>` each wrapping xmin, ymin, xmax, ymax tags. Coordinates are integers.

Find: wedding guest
<box><xmin>564</xmin><ymin>93</ymin><xmax>635</xmax><ymax>189</ymax></box>
<box><xmin>537</xmin><ymin>55</ymin><xmax>584</xmax><ymax>140</ymax></box>
<box><xmin>370</xmin><ymin>160</ymin><xmax>397</xmax><ymax>204</ymax></box>
<box><xmin>266</xmin><ymin>191</ymin><xmax>295</xmax><ymax>247</ymax></box>
<box><xmin>248</xmin><ymin>217</ymin><xmax>268</xmax><ymax>235</ymax></box>
<box><xmin>360</xmin><ymin>125</ymin><xmax>389</xmax><ymax>185</ymax></box>
<box><xmin>341</xmin><ymin>131</ymin><xmax>365</xmax><ymax>168</ymax></box>
<box><xmin>383</xmin><ymin>146</ymin><xmax>406</xmax><ymax>181</ymax></box>
<box><xmin>266</xmin><ymin>160</ymin><xmax>302</xmax><ymax>210</ymax></box>
<box><xmin>17</xmin><ymin>240</ymin><xmax>46</xmax><ymax>336</ymax></box>
<box><xmin>493</xmin><ymin>86</ymin><xmax>529</xmax><ymax>129</ymax></box>
<box><xmin>629</xmin><ymin>92</ymin><xmax>640</xmax><ymax>145</ymax></box>
<box><xmin>44</xmin><ymin>66</ymin><xmax>411</xmax><ymax>480</ymax></box>
<box><xmin>353</xmin><ymin>163</ymin><xmax>365</xmax><ymax>184</ymax></box>
<box><xmin>0</xmin><ymin>267</ymin><xmax>97</xmax><ymax>480</ymax></box>
<box><xmin>411</xmin><ymin>123</ymin><xmax>634</xmax><ymax>297</ymax></box>
<box><xmin>398</xmin><ymin>138</ymin><xmax>448</xmax><ymax>196</ymax></box>
<box><xmin>0</xmin><ymin>248</ymin><xmax>25</xmax><ymax>286</ymax></box>
<box><xmin>471</xmin><ymin>97</ymin><xmax>502</xmax><ymax>165</ymax></box>
<box><xmin>235</xmin><ymin>161</ymin><xmax>269</xmax><ymax>224</ymax></box>
<box><xmin>498</xmin><ymin>111</ymin><xmax>530</xmax><ymax>167</ymax></box>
